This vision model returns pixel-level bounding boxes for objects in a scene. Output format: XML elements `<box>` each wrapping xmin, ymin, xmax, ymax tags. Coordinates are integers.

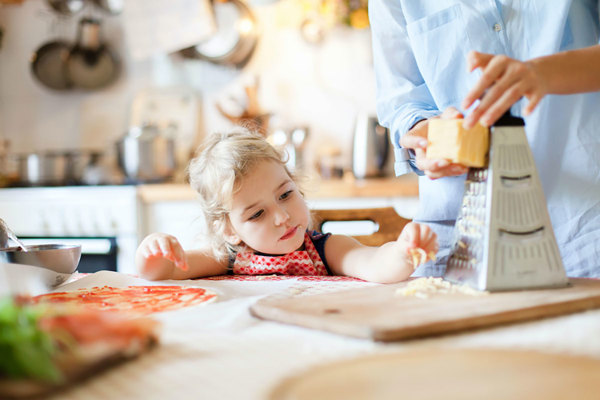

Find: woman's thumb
<box><xmin>400</xmin><ymin>133</ymin><xmax>428</xmax><ymax>150</ymax></box>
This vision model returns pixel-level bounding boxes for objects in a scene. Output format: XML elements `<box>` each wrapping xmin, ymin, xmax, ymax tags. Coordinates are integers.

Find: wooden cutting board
<box><xmin>269</xmin><ymin>348</ymin><xmax>600</xmax><ymax>400</ymax></box>
<box><xmin>250</xmin><ymin>278</ymin><xmax>600</xmax><ymax>341</ymax></box>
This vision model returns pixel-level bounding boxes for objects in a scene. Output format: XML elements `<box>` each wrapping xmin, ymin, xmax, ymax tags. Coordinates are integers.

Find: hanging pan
<box><xmin>46</xmin><ymin>0</ymin><xmax>85</xmax><ymax>16</ymax></box>
<box><xmin>180</xmin><ymin>0</ymin><xmax>258</xmax><ymax>68</ymax></box>
<box><xmin>92</xmin><ymin>0</ymin><xmax>124</xmax><ymax>15</ymax></box>
<box><xmin>30</xmin><ymin>40</ymin><xmax>72</xmax><ymax>91</ymax></box>
<box><xmin>66</xmin><ymin>18</ymin><xmax>120</xmax><ymax>90</ymax></box>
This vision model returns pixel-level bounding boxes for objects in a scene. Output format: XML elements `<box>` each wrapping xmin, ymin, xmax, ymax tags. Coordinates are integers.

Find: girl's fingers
<box><xmin>157</xmin><ymin>237</ymin><xmax>172</xmax><ymax>256</ymax></box>
<box><xmin>403</xmin><ymin>223</ymin><xmax>436</xmax><ymax>250</ymax></box>
<box><xmin>173</xmin><ymin>244</ymin><xmax>189</xmax><ymax>271</ymax></box>
<box><xmin>418</xmin><ymin>224</ymin><xmax>431</xmax><ymax>239</ymax></box>
<box><xmin>144</xmin><ymin>236</ymin><xmax>185</xmax><ymax>267</ymax></box>
<box><xmin>400</xmin><ymin>222</ymin><xmax>420</xmax><ymax>247</ymax></box>
<box><xmin>414</xmin><ymin>224</ymin><xmax>433</xmax><ymax>247</ymax></box>
<box><xmin>147</xmin><ymin>240</ymin><xmax>162</xmax><ymax>257</ymax></box>
<box><xmin>421</xmin><ymin>232</ymin><xmax>438</xmax><ymax>253</ymax></box>
<box><xmin>140</xmin><ymin>248</ymin><xmax>152</xmax><ymax>258</ymax></box>
<box><xmin>400</xmin><ymin>223</ymin><xmax>439</xmax><ymax>266</ymax></box>
<box><xmin>162</xmin><ymin>237</ymin><xmax>188</xmax><ymax>271</ymax></box>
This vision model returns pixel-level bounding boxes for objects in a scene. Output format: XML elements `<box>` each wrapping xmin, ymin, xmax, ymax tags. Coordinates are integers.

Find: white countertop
<box><xmin>46</xmin><ymin>272</ymin><xmax>600</xmax><ymax>400</ymax></box>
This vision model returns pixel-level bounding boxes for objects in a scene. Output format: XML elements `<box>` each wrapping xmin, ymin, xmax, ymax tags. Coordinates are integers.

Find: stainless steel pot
<box><xmin>116</xmin><ymin>125</ymin><xmax>176</xmax><ymax>183</ymax></box>
<box><xmin>65</xmin><ymin>150</ymin><xmax>101</xmax><ymax>184</ymax></box>
<box><xmin>16</xmin><ymin>151</ymin><xmax>69</xmax><ymax>186</ymax></box>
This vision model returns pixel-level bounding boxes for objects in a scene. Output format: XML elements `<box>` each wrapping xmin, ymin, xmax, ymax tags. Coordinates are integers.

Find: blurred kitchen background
<box><xmin>0</xmin><ymin>0</ymin><xmax>418</xmax><ymax>274</ymax></box>
<box><xmin>0</xmin><ymin>0</ymin><xmax>381</xmax><ymax>183</ymax></box>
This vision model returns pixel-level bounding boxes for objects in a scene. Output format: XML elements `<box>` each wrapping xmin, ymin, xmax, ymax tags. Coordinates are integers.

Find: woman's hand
<box><xmin>399</xmin><ymin>107</ymin><xmax>469</xmax><ymax>179</ymax></box>
<box><xmin>462</xmin><ymin>51</ymin><xmax>548</xmax><ymax>129</ymax></box>
<box><xmin>137</xmin><ymin>233</ymin><xmax>188</xmax><ymax>272</ymax></box>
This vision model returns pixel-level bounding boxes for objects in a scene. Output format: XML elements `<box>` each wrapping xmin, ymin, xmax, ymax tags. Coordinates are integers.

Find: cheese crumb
<box><xmin>395</xmin><ymin>277</ymin><xmax>489</xmax><ymax>298</ymax></box>
<box><xmin>408</xmin><ymin>248</ymin><xmax>437</xmax><ymax>270</ymax></box>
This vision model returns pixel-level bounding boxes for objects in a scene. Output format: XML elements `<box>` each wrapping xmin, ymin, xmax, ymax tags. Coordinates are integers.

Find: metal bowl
<box><xmin>0</xmin><ymin>244</ymin><xmax>81</xmax><ymax>274</ymax></box>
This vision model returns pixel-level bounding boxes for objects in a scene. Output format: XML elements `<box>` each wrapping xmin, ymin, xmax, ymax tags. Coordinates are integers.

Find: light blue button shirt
<box><xmin>370</xmin><ymin>0</ymin><xmax>600</xmax><ymax>276</ymax></box>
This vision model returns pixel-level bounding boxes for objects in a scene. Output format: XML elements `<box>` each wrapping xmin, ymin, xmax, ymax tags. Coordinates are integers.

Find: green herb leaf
<box><xmin>0</xmin><ymin>298</ymin><xmax>62</xmax><ymax>383</ymax></box>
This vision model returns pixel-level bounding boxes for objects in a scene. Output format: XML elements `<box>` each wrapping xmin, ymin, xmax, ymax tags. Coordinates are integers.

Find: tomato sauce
<box><xmin>32</xmin><ymin>286</ymin><xmax>217</xmax><ymax>316</ymax></box>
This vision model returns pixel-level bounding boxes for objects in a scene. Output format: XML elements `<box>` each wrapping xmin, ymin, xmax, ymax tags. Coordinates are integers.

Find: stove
<box><xmin>0</xmin><ymin>185</ymin><xmax>140</xmax><ymax>274</ymax></box>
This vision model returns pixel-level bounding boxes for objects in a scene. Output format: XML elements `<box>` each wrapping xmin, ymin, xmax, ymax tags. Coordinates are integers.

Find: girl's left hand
<box><xmin>462</xmin><ymin>51</ymin><xmax>548</xmax><ymax>129</ymax></box>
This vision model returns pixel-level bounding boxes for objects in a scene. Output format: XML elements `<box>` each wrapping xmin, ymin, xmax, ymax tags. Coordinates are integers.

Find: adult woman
<box><xmin>369</xmin><ymin>1</ymin><xmax>600</xmax><ymax>277</ymax></box>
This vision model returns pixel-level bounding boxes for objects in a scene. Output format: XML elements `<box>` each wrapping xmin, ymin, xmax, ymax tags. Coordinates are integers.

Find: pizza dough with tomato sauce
<box><xmin>32</xmin><ymin>285</ymin><xmax>217</xmax><ymax>316</ymax></box>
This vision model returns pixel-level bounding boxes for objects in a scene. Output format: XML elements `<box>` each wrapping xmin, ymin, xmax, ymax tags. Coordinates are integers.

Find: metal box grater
<box><xmin>443</xmin><ymin>115</ymin><xmax>568</xmax><ymax>291</ymax></box>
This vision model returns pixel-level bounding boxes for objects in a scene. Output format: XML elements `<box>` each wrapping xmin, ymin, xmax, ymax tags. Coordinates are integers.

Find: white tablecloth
<box><xmin>48</xmin><ymin>272</ymin><xmax>600</xmax><ymax>400</ymax></box>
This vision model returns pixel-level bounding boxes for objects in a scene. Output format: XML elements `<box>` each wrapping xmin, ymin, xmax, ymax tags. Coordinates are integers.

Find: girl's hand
<box><xmin>399</xmin><ymin>107</ymin><xmax>469</xmax><ymax>180</ymax></box>
<box><xmin>137</xmin><ymin>233</ymin><xmax>188</xmax><ymax>271</ymax></box>
<box><xmin>462</xmin><ymin>51</ymin><xmax>547</xmax><ymax>129</ymax></box>
<box><xmin>397</xmin><ymin>222</ymin><xmax>438</xmax><ymax>269</ymax></box>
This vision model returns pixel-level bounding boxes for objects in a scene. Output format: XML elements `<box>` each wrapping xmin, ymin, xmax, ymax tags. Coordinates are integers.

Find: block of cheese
<box><xmin>426</xmin><ymin>119</ymin><xmax>489</xmax><ymax>167</ymax></box>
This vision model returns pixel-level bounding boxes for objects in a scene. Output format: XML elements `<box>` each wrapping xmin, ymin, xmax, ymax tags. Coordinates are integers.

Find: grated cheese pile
<box><xmin>395</xmin><ymin>277</ymin><xmax>489</xmax><ymax>299</ymax></box>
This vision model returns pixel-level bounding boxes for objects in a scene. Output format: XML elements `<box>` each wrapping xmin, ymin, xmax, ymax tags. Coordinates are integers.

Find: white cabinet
<box><xmin>140</xmin><ymin>195</ymin><xmax>420</xmax><ymax>249</ymax></box>
<box><xmin>139</xmin><ymin>200</ymin><xmax>207</xmax><ymax>250</ymax></box>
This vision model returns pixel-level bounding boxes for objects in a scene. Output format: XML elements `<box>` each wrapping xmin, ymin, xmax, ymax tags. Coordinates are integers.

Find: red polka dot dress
<box><xmin>232</xmin><ymin>231</ymin><xmax>330</xmax><ymax>276</ymax></box>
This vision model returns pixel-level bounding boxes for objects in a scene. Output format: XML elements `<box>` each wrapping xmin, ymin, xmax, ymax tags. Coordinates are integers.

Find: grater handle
<box><xmin>493</xmin><ymin>112</ymin><xmax>524</xmax><ymax>127</ymax></box>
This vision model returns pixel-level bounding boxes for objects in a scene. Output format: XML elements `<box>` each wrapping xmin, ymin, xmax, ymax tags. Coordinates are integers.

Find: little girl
<box><xmin>136</xmin><ymin>130</ymin><xmax>438</xmax><ymax>283</ymax></box>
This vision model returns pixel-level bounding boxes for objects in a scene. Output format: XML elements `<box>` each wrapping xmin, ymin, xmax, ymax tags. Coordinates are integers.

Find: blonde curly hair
<box><xmin>187</xmin><ymin>129</ymin><xmax>298</xmax><ymax>260</ymax></box>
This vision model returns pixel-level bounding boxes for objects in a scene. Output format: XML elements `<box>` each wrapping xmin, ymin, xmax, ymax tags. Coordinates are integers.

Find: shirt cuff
<box><xmin>393</xmin><ymin>147</ymin><xmax>424</xmax><ymax>176</ymax></box>
<box><xmin>392</xmin><ymin>110</ymin><xmax>441</xmax><ymax>149</ymax></box>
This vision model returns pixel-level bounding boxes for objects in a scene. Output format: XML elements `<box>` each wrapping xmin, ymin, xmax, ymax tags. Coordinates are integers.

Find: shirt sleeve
<box><xmin>369</xmin><ymin>0</ymin><xmax>441</xmax><ymax>175</ymax></box>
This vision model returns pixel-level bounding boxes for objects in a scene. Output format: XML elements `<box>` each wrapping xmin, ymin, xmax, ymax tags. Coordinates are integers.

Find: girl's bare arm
<box><xmin>324</xmin><ymin>223</ymin><xmax>438</xmax><ymax>283</ymax></box>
